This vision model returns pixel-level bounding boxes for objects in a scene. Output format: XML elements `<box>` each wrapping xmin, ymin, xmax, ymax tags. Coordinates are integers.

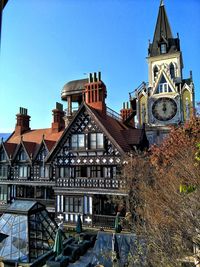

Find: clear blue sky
<box><xmin>0</xmin><ymin>0</ymin><xmax>199</xmax><ymax>133</ymax></box>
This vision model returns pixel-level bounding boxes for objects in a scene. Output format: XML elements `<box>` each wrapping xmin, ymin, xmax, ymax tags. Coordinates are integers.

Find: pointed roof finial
<box><xmin>160</xmin><ymin>0</ymin><xmax>164</xmax><ymax>6</ymax></box>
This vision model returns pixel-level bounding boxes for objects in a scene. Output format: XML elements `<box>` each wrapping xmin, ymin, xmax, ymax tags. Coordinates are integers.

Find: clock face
<box><xmin>152</xmin><ymin>97</ymin><xmax>177</xmax><ymax>121</ymax></box>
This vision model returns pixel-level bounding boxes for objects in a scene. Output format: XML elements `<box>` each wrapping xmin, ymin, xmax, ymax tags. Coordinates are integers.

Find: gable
<box><xmin>48</xmin><ymin>106</ymin><xmax>122</xmax><ymax>166</ymax></box>
<box><xmin>154</xmin><ymin>73</ymin><xmax>174</xmax><ymax>95</ymax></box>
<box><xmin>34</xmin><ymin>142</ymin><xmax>48</xmax><ymax>162</ymax></box>
<box><xmin>14</xmin><ymin>145</ymin><xmax>29</xmax><ymax>162</ymax></box>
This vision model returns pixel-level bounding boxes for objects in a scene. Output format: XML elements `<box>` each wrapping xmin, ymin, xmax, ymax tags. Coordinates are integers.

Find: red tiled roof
<box><xmin>4</xmin><ymin>143</ymin><xmax>17</xmax><ymax>158</ymax></box>
<box><xmin>7</xmin><ymin>128</ymin><xmax>63</xmax><ymax>145</ymax></box>
<box><xmin>22</xmin><ymin>141</ymin><xmax>37</xmax><ymax>158</ymax></box>
<box><xmin>44</xmin><ymin>140</ymin><xmax>56</xmax><ymax>152</ymax></box>
<box><xmin>122</xmin><ymin>128</ymin><xmax>143</xmax><ymax>145</ymax></box>
<box><xmin>88</xmin><ymin>106</ymin><xmax>143</xmax><ymax>152</ymax></box>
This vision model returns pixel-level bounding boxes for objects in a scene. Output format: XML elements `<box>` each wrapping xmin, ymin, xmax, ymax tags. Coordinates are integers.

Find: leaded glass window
<box><xmin>18</xmin><ymin>150</ymin><xmax>27</xmax><ymax>161</ymax></box>
<box><xmin>59</xmin><ymin>167</ymin><xmax>75</xmax><ymax>178</ymax></box>
<box><xmin>0</xmin><ymin>150</ymin><xmax>6</xmax><ymax>161</ymax></box>
<box><xmin>0</xmin><ymin>165</ymin><xmax>7</xmax><ymax>178</ymax></box>
<box><xmin>71</xmin><ymin>134</ymin><xmax>85</xmax><ymax>149</ymax></box>
<box><xmin>0</xmin><ymin>185</ymin><xmax>7</xmax><ymax>201</ymax></box>
<box><xmin>90</xmin><ymin>133</ymin><xmax>104</xmax><ymax>149</ymax></box>
<box><xmin>19</xmin><ymin>166</ymin><xmax>28</xmax><ymax>178</ymax></box>
<box><xmin>64</xmin><ymin>196</ymin><xmax>83</xmax><ymax>213</ymax></box>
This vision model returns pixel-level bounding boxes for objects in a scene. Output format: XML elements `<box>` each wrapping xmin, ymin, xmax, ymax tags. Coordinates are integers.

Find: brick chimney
<box><xmin>120</xmin><ymin>102</ymin><xmax>135</xmax><ymax>127</ymax></box>
<box><xmin>51</xmin><ymin>102</ymin><xmax>65</xmax><ymax>133</ymax></box>
<box><xmin>83</xmin><ymin>72</ymin><xmax>107</xmax><ymax>116</ymax></box>
<box><xmin>15</xmin><ymin>107</ymin><xmax>30</xmax><ymax>135</ymax></box>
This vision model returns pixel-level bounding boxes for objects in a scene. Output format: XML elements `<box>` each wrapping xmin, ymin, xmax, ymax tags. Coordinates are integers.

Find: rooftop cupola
<box><xmin>15</xmin><ymin>107</ymin><xmax>31</xmax><ymax>135</ymax></box>
<box><xmin>148</xmin><ymin>0</ymin><xmax>180</xmax><ymax>57</ymax></box>
<box><xmin>83</xmin><ymin>72</ymin><xmax>107</xmax><ymax>116</ymax></box>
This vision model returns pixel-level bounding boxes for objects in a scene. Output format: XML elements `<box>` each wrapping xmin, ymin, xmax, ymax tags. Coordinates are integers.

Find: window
<box><xmin>71</xmin><ymin>134</ymin><xmax>85</xmax><ymax>149</ymax></box>
<box><xmin>89</xmin><ymin>166</ymin><xmax>101</xmax><ymax>178</ymax></box>
<box><xmin>46</xmin><ymin>187</ymin><xmax>55</xmax><ymax>199</ymax></box>
<box><xmin>170</xmin><ymin>63</ymin><xmax>175</xmax><ymax>79</ymax></box>
<box><xmin>26</xmin><ymin>186</ymin><xmax>34</xmax><ymax>198</ymax></box>
<box><xmin>153</xmin><ymin>66</ymin><xmax>158</xmax><ymax>80</ymax></box>
<box><xmin>160</xmin><ymin>43</ymin><xmax>167</xmax><ymax>54</ymax></box>
<box><xmin>16</xmin><ymin>185</ymin><xmax>25</xmax><ymax>197</ymax></box>
<box><xmin>64</xmin><ymin>196</ymin><xmax>83</xmax><ymax>213</ymax></box>
<box><xmin>0</xmin><ymin>151</ymin><xmax>6</xmax><ymax>161</ymax></box>
<box><xmin>59</xmin><ymin>167</ymin><xmax>74</xmax><ymax>178</ymax></box>
<box><xmin>39</xmin><ymin>166</ymin><xmax>49</xmax><ymax>178</ymax></box>
<box><xmin>103</xmin><ymin>166</ymin><xmax>117</xmax><ymax>178</ymax></box>
<box><xmin>90</xmin><ymin>133</ymin><xmax>104</xmax><ymax>149</ymax></box>
<box><xmin>75</xmin><ymin>166</ymin><xmax>87</xmax><ymax>177</ymax></box>
<box><xmin>19</xmin><ymin>166</ymin><xmax>28</xmax><ymax>178</ymax></box>
<box><xmin>18</xmin><ymin>150</ymin><xmax>27</xmax><ymax>161</ymax></box>
<box><xmin>156</xmin><ymin>83</ymin><xmax>172</xmax><ymax>94</ymax></box>
<box><xmin>0</xmin><ymin>185</ymin><xmax>7</xmax><ymax>201</ymax></box>
<box><xmin>38</xmin><ymin>148</ymin><xmax>47</xmax><ymax>161</ymax></box>
<box><xmin>36</xmin><ymin>186</ymin><xmax>45</xmax><ymax>199</ymax></box>
<box><xmin>0</xmin><ymin>165</ymin><xmax>7</xmax><ymax>178</ymax></box>
<box><xmin>103</xmin><ymin>167</ymin><xmax>111</xmax><ymax>178</ymax></box>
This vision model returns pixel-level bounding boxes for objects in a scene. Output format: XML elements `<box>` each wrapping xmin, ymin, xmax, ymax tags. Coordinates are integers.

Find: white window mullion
<box><xmin>57</xmin><ymin>195</ymin><xmax>60</xmax><ymax>212</ymax></box>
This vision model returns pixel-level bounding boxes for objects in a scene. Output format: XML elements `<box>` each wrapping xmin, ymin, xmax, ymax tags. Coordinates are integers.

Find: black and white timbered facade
<box><xmin>0</xmin><ymin>72</ymin><xmax>148</xmax><ymax>227</ymax></box>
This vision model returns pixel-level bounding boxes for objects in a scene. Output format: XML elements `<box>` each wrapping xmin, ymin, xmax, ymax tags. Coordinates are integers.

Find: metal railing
<box><xmin>129</xmin><ymin>81</ymin><xmax>149</xmax><ymax>100</ymax></box>
<box><xmin>106</xmin><ymin>106</ymin><xmax>122</xmax><ymax>121</ymax></box>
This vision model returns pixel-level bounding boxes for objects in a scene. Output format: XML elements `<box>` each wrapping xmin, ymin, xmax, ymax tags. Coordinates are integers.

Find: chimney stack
<box><xmin>83</xmin><ymin>72</ymin><xmax>107</xmax><ymax>116</ymax></box>
<box><xmin>15</xmin><ymin>107</ymin><xmax>30</xmax><ymax>135</ymax></box>
<box><xmin>120</xmin><ymin>102</ymin><xmax>135</xmax><ymax>127</ymax></box>
<box><xmin>51</xmin><ymin>102</ymin><xmax>65</xmax><ymax>133</ymax></box>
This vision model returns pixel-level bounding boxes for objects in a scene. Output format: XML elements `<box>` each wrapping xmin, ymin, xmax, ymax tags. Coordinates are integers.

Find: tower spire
<box><xmin>148</xmin><ymin>1</ymin><xmax>180</xmax><ymax>57</ymax></box>
<box><xmin>160</xmin><ymin>0</ymin><xmax>164</xmax><ymax>6</ymax></box>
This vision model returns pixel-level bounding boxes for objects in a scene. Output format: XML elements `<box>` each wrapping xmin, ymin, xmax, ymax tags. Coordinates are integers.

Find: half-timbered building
<box><xmin>0</xmin><ymin>72</ymin><xmax>148</xmax><ymax>227</ymax></box>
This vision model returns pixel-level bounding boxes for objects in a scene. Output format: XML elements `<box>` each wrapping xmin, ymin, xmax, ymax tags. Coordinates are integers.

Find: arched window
<box><xmin>170</xmin><ymin>63</ymin><xmax>175</xmax><ymax>79</ymax></box>
<box><xmin>153</xmin><ymin>66</ymin><xmax>158</xmax><ymax>80</ymax></box>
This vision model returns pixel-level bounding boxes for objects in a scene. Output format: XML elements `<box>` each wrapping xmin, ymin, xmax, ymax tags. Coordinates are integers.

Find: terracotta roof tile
<box><xmin>89</xmin><ymin>106</ymin><xmax>143</xmax><ymax>152</ymax></box>
<box><xmin>22</xmin><ymin>141</ymin><xmax>37</xmax><ymax>158</ymax></box>
<box><xmin>4</xmin><ymin>143</ymin><xmax>17</xmax><ymax>158</ymax></box>
<box><xmin>44</xmin><ymin>140</ymin><xmax>56</xmax><ymax>152</ymax></box>
<box><xmin>7</xmin><ymin>128</ymin><xmax>63</xmax><ymax>145</ymax></box>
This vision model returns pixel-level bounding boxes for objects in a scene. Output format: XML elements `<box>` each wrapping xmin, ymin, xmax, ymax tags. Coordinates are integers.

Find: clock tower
<box><xmin>132</xmin><ymin>0</ymin><xmax>195</xmax><ymax>145</ymax></box>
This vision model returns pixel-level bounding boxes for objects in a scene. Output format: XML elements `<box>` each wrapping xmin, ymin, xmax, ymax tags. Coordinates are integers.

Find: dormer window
<box><xmin>160</xmin><ymin>43</ymin><xmax>167</xmax><ymax>54</ymax></box>
<box><xmin>18</xmin><ymin>150</ymin><xmax>26</xmax><ymax>161</ymax></box>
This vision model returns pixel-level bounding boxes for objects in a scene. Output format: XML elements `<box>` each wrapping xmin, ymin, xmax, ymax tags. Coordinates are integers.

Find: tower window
<box><xmin>170</xmin><ymin>63</ymin><xmax>175</xmax><ymax>79</ymax></box>
<box><xmin>153</xmin><ymin>66</ymin><xmax>159</xmax><ymax>80</ymax></box>
<box><xmin>160</xmin><ymin>43</ymin><xmax>167</xmax><ymax>54</ymax></box>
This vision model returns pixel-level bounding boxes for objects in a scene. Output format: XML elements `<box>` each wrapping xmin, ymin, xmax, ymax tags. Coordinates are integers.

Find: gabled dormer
<box><xmin>12</xmin><ymin>140</ymin><xmax>36</xmax><ymax>180</ymax></box>
<box><xmin>33</xmin><ymin>138</ymin><xmax>55</xmax><ymax>179</ymax></box>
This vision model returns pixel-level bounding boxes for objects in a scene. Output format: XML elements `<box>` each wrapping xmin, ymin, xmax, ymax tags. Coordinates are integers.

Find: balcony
<box><xmin>56</xmin><ymin>177</ymin><xmax>126</xmax><ymax>191</ymax></box>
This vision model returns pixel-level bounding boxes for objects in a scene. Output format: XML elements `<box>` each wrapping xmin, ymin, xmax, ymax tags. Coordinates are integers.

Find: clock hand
<box><xmin>162</xmin><ymin>103</ymin><xmax>167</xmax><ymax>113</ymax></box>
